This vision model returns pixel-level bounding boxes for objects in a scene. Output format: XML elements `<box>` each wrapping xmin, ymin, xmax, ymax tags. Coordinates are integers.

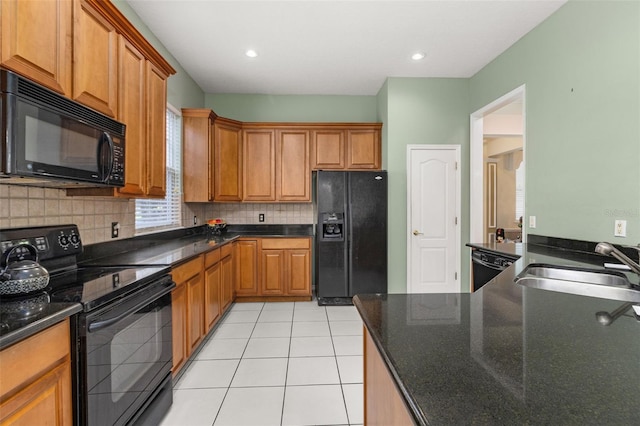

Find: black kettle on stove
<box><xmin>0</xmin><ymin>243</ymin><xmax>50</xmax><ymax>296</ymax></box>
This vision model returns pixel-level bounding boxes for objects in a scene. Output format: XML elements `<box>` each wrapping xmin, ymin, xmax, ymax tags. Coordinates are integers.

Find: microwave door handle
<box><xmin>97</xmin><ymin>132</ymin><xmax>114</xmax><ymax>182</ymax></box>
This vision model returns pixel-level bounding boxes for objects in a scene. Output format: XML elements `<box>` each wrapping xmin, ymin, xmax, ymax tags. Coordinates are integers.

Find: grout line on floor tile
<box><xmin>340</xmin><ymin>382</ymin><xmax>351</xmax><ymax>425</ymax></box>
<box><xmin>211</xmin><ymin>301</ymin><xmax>265</xmax><ymax>426</ymax></box>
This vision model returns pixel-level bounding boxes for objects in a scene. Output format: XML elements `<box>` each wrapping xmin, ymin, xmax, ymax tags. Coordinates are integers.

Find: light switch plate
<box><xmin>529</xmin><ymin>216</ymin><xmax>536</xmax><ymax>228</ymax></box>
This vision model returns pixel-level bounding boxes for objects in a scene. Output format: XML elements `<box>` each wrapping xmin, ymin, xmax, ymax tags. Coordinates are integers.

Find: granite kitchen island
<box><xmin>354</xmin><ymin>242</ymin><xmax>640</xmax><ymax>425</ymax></box>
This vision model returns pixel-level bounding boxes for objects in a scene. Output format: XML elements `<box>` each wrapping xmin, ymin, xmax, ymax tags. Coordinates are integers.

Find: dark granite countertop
<box><xmin>0</xmin><ymin>301</ymin><xmax>81</xmax><ymax>350</ymax></box>
<box><xmin>355</xmin><ymin>240</ymin><xmax>640</xmax><ymax>425</ymax></box>
<box><xmin>81</xmin><ymin>224</ymin><xmax>314</xmax><ymax>267</ymax></box>
<box><xmin>1</xmin><ymin>224</ymin><xmax>312</xmax><ymax>350</ymax></box>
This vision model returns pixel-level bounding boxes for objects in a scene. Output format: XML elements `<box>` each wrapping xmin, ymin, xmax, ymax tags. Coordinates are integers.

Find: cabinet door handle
<box><xmin>413</xmin><ymin>230</ymin><xmax>423</xmax><ymax>236</ymax></box>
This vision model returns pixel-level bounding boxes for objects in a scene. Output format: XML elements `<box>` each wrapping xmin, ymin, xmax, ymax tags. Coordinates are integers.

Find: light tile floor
<box><xmin>160</xmin><ymin>301</ymin><xmax>364</xmax><ymax>426</ymax></box>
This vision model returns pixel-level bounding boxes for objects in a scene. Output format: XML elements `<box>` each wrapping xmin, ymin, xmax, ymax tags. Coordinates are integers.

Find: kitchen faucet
<box><xmin>594</xmin><ymin>242</ymin><xmax>640</xmax><ymax>275</ymax></box>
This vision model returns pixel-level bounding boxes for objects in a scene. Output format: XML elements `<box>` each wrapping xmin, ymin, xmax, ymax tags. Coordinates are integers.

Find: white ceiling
<box><xmin>126</xmin><ymin>0</ymin><xmax>567</xmax><ymax>96</ymax></box>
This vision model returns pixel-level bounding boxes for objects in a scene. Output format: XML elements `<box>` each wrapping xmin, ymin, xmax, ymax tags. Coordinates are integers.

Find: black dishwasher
<box><xmin>471</xmin><ymin>248</ymin><xmax>519</xmax><ymax>291</ymax></box>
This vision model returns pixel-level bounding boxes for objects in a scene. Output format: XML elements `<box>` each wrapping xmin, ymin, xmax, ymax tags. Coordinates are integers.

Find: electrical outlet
<box><xmin>111</xmin><ymin>222</ymin><xmax>119</xmax><ymax>238</ymax></box>
<box><xmin>614</xmin><ymin>219</ymin><xmax>627</xmax><ymax>237</ymax></box>
<box><xmin>193</xmin><ymin>216</ymin><xmax>198</xmax><ymax>225</ymax></box>
<box><xmin>259</xmin><ymin>213</ymin><xmax>265</xmax><ymax>222</ymax></box>
<box><xmin>529</xmin><ymin>216</ymin><xmax>536</xmax><ymax>229</ymax></box>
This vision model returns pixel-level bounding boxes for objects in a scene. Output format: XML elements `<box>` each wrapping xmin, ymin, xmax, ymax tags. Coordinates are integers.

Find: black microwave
<box><xmin>0</xmin><ymin>69</ymin><xmax>125</xmax><ymax>187</ymax></box>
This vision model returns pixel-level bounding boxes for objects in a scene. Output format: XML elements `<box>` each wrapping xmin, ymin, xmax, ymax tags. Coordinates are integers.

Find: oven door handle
<box><xmin>88</xmin><ymin>284</ymin><xmax>174</xmax><ymax>333</ymax></box>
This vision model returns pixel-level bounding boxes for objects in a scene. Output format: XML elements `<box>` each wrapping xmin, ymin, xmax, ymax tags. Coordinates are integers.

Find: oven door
<box><xmin>79</xmin><ymin>277</ymin><xmax>174</xmax><ymax>426</ymax></box>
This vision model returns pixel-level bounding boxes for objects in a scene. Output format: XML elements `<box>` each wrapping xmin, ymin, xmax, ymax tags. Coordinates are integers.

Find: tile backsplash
<box><xmin>1</xmin><ymin>183</ymin><xmax>313</xmax><ymax>245</ymax></box>
<box><xmin>1</xmin><ymin>184</ymin><xmax>136</xmax><ymax>245</ymax></box>
<box><xmin>206</xmin><ymin>203</ymin><xmax>313</xmax><ymax>225</ymax></box>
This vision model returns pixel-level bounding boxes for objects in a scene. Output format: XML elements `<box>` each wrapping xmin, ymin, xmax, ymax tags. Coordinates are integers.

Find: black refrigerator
<box><xmin>315</xmin><ymin>170</ymin><xmax>387</xmax><ymax>305</ymax></box>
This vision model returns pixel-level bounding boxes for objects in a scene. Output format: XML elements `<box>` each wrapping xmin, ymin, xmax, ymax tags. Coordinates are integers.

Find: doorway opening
<box><xmin>470</xmin><ymin>85</ymin><xmax>526</xmax><ymax>244</ymax></box>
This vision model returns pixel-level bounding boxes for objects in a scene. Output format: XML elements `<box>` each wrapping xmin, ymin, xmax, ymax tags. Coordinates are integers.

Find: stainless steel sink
<box><xmin>515</xmin><ymin>264</ymin><xmax>640</xmax><ymax>302</ymax></box>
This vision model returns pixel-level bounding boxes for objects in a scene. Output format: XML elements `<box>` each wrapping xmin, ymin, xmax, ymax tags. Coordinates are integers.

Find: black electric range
<box><xmin>0</xmin><ymin>224</ymin><xmax>170</xmax><ymax>310</ymax></box>
<box><xmin>0</xmin><ymin>224</ymin><xmax>175</xmax><ymax>426</ymax></box>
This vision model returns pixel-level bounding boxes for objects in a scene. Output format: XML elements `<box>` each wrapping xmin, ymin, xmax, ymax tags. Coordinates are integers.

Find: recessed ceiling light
<box><xmin>245</xmin><ymin>49</ymin><xmax>258</xmax><ymax>58</ymax></box>
<box><xmin>411</xmin><ymin>52</ymin><xmax>426</xmax><ymax>61</ymax></box>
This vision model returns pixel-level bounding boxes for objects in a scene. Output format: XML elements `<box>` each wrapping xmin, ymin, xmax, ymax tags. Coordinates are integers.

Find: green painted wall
<box><xmin>470</xmin><ymin>0</ymin><xmax>640</xmax><ymax>243</ymax></box>
<box><xmin>376</xmin><ymin>80</ymin><xmax>389</xmax><ymax>170</ymax></box>
<box><xmin>384</xmin><ymin>78</ymin><xmax>470</xmax><ymax>292</ymax></box>
<box><xmin>118</xmin><ymin>0</ymin><xmax>639</xmax><ymax>294</ymax></box>
<box><xmin>112</xmin><ymin>0</ymin><xmax>205</xmax><ymax>109</ymax></box>
<box><xmin>205</xmin><ymin>94</ymin><xmax>377</xmax><ymax>122</ymax></box>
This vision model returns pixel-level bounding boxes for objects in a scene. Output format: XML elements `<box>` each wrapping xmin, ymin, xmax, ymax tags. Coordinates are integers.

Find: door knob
<box><xmin>413</xmin><ymin>230</ymin><xmax>423</xmax><ymax>236</ymax></box>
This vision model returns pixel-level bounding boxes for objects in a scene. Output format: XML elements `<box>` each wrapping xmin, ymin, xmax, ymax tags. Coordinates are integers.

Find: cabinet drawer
<box><xmin>205</xmin><ymin>248</ymin><xmax>220</xmax><ymax>268</ymax></box>
<box><xmin>0</xmin><ymin>319</ymin><xmax>70</xmax><ymax>399</ymax></box>
<box><xmin>261</xmin><ymin>238</ymin><xmax>310</xmax><ymax>250</ymax></box>
<box><xmin>221</xmin><ymin>243</ymin><xmax>233</xmax><ymax>258</ymax></box>
<box><xmin>172</xmin><ymin>256</ymin><xmax>203</xmax><ymax>283</ymax></box>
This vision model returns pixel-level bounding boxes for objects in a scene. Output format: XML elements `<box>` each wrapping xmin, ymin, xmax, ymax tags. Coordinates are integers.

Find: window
<box><xmin>135</xmin><ymin>106</ymin><xmax>182</xmax><ymax>233</ymax></box>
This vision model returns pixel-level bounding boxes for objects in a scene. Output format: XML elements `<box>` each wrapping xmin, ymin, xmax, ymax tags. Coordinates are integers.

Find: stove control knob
<box><xmin>70</xmin><ymin>234</ymin><xmax>80</xmax><ymax>246</ymax></box>
<box><xmin>58</xmin><ymin>235</ymin><xmax>70</xmax><ymax>247</ymax></box>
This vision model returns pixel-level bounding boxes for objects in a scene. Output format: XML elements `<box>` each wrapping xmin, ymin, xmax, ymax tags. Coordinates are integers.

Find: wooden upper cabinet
<box><xmin>117</xmin><ymin>36</ymin><xmax>146</xmax><ymax>197</ymax></box>
<box><xmin>311</xmin><ymin>125</ymin><xmax>382</xmax><ymax>170</ymax></box>
<box><xmin>183</xmin><ymin>109</ymin><xmax>217</xmax><ymax>202</ymax></box>
<box><xmin>145</xmin><ymin>61</ymin><xmax>168</xmax><ymax>198</ymax></box>
<box><xmin>7</xmin><ymin>0</ymin><xmax>176</xmax><ymax>199</ymax></box>
<box><xmin>73</xmin><ymin>0</ymin><xmax>118</xmax><ymax>117</ymax></box>
<box><xmin>0</xmin><ymin>0</ymin><xmax>72</xmax><ymax>96</ymax></box>
<box><xmin>311</xmin><ymin>129</ymin><xmax>345</xmax><ymax>169</ymax></box>
<box><xmin>346</xmin><ymin>128</ymin><xmax>381</xmax><ymax>169</ymax></box>
<box><xmin>243</xmin><ymin>128</ymin><xmax>276</xmax><ymax>201</ymax></box>
<box><xmin>214</xmin><ymin>118</ymin><xmax>243</xmax><ymax>202</ymax></box>
<box><xmin>277</xmin><ymin>129</ymin><xmax>310</xmax><ymax>201</ymax></box>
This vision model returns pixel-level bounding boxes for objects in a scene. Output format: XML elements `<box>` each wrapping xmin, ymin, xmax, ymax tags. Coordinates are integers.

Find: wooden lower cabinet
<box><xmin>204</xmin><ymin>249</ymin><xmax>222</xmax><ymax>332</ymax></box>
<box><xmin>261</xmin><ymin>248</ymin><xmax>286</xmax><ymax>295</ymax></box>
<box><xmin>236</xmin><ymin>237</ymin><xmax>311</xmax><ymax>301</ymax></box>
<box><xmin>364</xmin><ymin>329</ymin><xmax>415</xmax><ymax>426</ymax></box>
<box><xmin>234</xmin><ymin>239</ymin><xmax>259</xmax><ymax>296</ymax></box>
<box><xmin>171</xmin><ymin>278</ymin><xmax>188</xmax><ymax>376</ymax></box>
<box><xmin>171</xmin><ymin>256</ymin><xmax>204</xmax><ymax>376</ymax></box>
<box><xmin>286</xmin><ymin>249</ymin><xmax>311</xmax><ymax>296</ymax></box>
<box><xmin>221</xmin><ymin>245</ymin><xmax>234</xmax><ymax>311</ymax></box>
<box><xmin>204</xmin><ymin>244</ymin><xmax>234</xmax><ymax>330</ymax></box>
<box><xmin>187</xmin><ymin>273</ymin><xmax>205</xmax><ymax>353</ymax></box>
<box><xmin>0</xmin><ymin>320</ymin><xmax>73</xmax><ymax>426</ymax></box>
<box><xmin>172</xmin><ymin>245</ymin><xmax>235</xmax><ymax>376</ymax></box>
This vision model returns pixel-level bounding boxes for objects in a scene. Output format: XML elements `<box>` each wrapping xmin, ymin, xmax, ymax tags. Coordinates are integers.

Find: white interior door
<box><xmin>407</xmin><ymin>145</ymin><xmax>460</xmax><ymax>293</ymax></box>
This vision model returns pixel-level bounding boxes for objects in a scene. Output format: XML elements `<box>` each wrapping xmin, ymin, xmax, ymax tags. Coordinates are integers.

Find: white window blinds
<box><xmin>135</xmin><ymin>107</ymin><xmax>182</xmax><ymax>233</ymax></box>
